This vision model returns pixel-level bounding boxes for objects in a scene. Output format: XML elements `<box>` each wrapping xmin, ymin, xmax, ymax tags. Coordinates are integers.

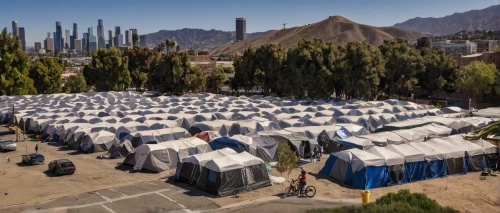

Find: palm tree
<box><xmin>132</xmin><ymin>33</ymin><xmax>139</xmax><ymax>47</ymax></box>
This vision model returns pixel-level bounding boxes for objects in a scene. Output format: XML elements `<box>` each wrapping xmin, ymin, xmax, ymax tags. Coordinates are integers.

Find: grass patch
<box><xmin>306</xmin><ymin>190</ymin><xmax>458</xmax><ymax>213</ymax></box>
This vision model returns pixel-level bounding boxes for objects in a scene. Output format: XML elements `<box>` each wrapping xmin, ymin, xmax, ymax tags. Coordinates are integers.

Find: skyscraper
<box><xmin>82</xmin><ymin>32</ymin><xmax>88</xmax><ymax>52</ymax></box>
<box><xmin>55</xmin><ymin>21</ymin><xmax>62</xmax><ymax>52</ymax></box>
<box><xmin>89</xmin><ymin>35</ymin><xmax>97</xmax><ymax>52</ymax></box>
<box><xmin>65</xmin><ymin>30</ymin><xmax>71</xmax><ymax>50</ymax></box>
<box><xmin>70</xmin><ymin>36</ymin><xmax>75</xmax><ymax>50</ymax></box>
<box><xmin>11</xmin><ymin>21</ymin><xmax>19</xmax><ymax>38</ymax></box>
<box><xmin>115</xmin><ymin>26</ymin><xmax>121</xmax><ymax>36</ymax></box>
<box><xmin>73</xmin><ymin>23</ymin><xmax>78</xmax><ymax>39</ymax></box>
<box><xmin>125</xmin><ymin>30</ymin><xmax>132</xmax><ymax>46</ymax></box>
<box><xmin>236</xmin><ymin>18</ymin><xmax>246</xmax><ymax>41</ymax></box>
<box><xmin>97</xmin><ymin>19</ymin><xmax>105</xmax><ymax>49</ymax></box>
<box><xmin>139</xmin><ymin>35</ymin><xmax>147</xmax><ymax>48</ymax></box>
<box><xmin>115</xmin><ymin>26</ymin><xmax>122</xmax><ymax>47</ymax></box>
<box><xmin>130</xmin><ymin>28</ymin><xmax>138</xmax><ymax>46</ymax></box>
<box><xmin>47</xmin><ymin>32</ymin><xmax>51</xmax><ymax>38</ymax></box>
<box><xmin>108</xmin><ymin>30</ymin><xmax>113</xmax><ymax>47</ymax></box>
<box><xmin>46</xmin><ymin>37</ymin><xmax>54</xmax><ymax>52</ymax></box>
<box><xmin>34</xmin><ymin>42</ymin><xmax>42</xmax><ymax>52</ymax></box>
<box><xmin>19</xmin><ymin>27</ymin><xmax>26</xmax><ymax>51</ymax></box>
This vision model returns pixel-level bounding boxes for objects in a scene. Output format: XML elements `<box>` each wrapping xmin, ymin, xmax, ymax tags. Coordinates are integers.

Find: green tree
<box><xmin>63</xmin><ymin>74</ymin><xmax>88</xmax><ymax>93</ymax></box>
<box><xmin>494</xmin><ymin>46</ymin><xmax>500</xmax><ymax>53</ymax></box>
<box><xmin>157</xmin><ymin>52</ymin><xmax>206</xmax><ymax>94</ymax></box>
<box><xmin>456</xmin><ymin>61</ymin><xmax>497</xmax><ymax>96</ymax></box>
<box><xmin>84</xmin><ymin>47</ymin><xmax>132</xmax><ymax>91</ymax></box>
<box><xmin>275</xmin><ymin>142</ymin><xmax>298</xmax><ymax>178</ymax></box>
<box><xmin>125</xmin><ymin>47</ymin><xmax>160</xmax><ymax>91</ymax></box>
<box><xmin>209</xmin><ymin>65</ymin><xmax>226</xmax><ymax>93</ymax></box>
<box><xmin>130</xmin><ymin>69</ymin><xmax>148</xmax><ymax>91</ymax></box>
<box><xmin>223</xmin><ymin>66</ymin><xmax>234</xmax><ymax>74</ymax></box>
<box><xmin>379</xmin><ymin>38</ymin><xmax>424</xmax><ymax>96</ymax></box>
<box><xmin>416</xmin><ymin>37</ymin><xmax>431</xmax><ymax>49</ymax></box>
<box><xmin>0</xmin><ymin>28</ymin><xmax>36</xmax><ymax>95</ymax></box>
<box><xmin>254</xmin><ymin>43</ymin><xmax>287</xmax><ymax>95</ymax></box>
<box><xmin>233</xmin><ymin>46</ymin><xmax>257</xmax><ymax>92</ymax></box>
<box><xmin>418</xmin><ymin>49</ymin><xmax>457</xmax><ymax>96</ymax></box>
<box><xmin>343</xmin><ymin>41</ymin><xmax>385</xmax><ymax>100</ymax></box>
<box><xmin>286</xmin><ymin>39</ymin><xmax>335</xmax><ymax>98</ymax></box>
<box><xmin>29</xmin><ymin>56</ymin><xmax>63</xmax><ymax>94</ymax></box>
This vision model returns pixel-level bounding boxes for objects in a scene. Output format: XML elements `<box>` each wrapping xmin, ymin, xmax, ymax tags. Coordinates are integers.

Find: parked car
<box><xmin>22</xmin><ymin>153</ymin><xmax>45</xmax><ymax>165</ymax></box>
<box><xmin>48</xmin><ymin>159</ymin><xmax>76</xmax><ymax>175</ymax></box>
<box><xmin>0</xmin><ymin>140</ymin><xmax>16</xmax><ymax>152</ymax></box>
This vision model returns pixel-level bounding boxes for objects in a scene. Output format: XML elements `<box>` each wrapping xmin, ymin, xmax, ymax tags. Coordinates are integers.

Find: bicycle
<box><xmin>283</xmin><ymin>179</ymin><xmax>316</xmax><ymax>198</ymax></box>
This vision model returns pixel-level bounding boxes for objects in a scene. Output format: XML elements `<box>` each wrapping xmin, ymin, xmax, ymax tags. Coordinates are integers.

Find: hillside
<box><xmin>143</xmin><ymin>28</ymin><xmax>270</xmax><ymax>50</ymax></box>
<box><xmin>211</xmin><ymin>16</ymin><xmax>422</xmax><ymax>55</ymax></box>
<box><xmin>393</xmin><ymin>4</ymin><xmax>500</xmax><ymax>35</ymax></box>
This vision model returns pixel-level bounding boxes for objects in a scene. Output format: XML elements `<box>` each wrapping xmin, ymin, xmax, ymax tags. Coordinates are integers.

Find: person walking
<box><xmin>7</xmin><ymin>155</ymin><xmax>10</xmax><ymax>164</ymax></box>
<box><xmin>35</xmin><ymin>144</ymin><xmax>39</xmax><ymax>153</ymax></box>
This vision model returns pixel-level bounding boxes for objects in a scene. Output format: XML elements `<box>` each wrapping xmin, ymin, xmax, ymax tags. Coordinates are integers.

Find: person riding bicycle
<box><xmin>297</xmin><ymin>168</ymin><xmax>307</xmax><ymax>195</ymax></box>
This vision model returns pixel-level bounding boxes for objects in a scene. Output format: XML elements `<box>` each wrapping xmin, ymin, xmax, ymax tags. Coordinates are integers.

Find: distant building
<box><xmin>125</xmin><ymin>30</ymin><xmax>132</xmax><ymax>46</ymax></box>
<box><xmin>474</xmin><ymin>40</ymin><xmax>500</xmax><ymax>53</ymax></box>
<box><xmin>70</xmin><ymin>36</ymin><xmax>75</xmax><ymax>50</ymax></box>
<box><xmin>454</xmin><ymin>52</ymin><xmax>500</xmax><ymax>69</ymax></box>
<box><xmin>130</xmin><ymin>29</ymin><xmax>138</xmax><ymax>46</ymax></box>
<box><xmin>46</xmin><ymin>37</ymin><xmax>54</xmax><ymax>52</ymax></box>
<box><xmin>97</xmin><ymin>19</ymin><xmax>105</xmax><ymax>49</ymax></box>
<box><xmin>73</xmin><ymin>23</ymin><xmax>78</xmax><ymax>39</ymax></box>
<box><xmin>34</xmin><ymin>42</ymin><xmax>42</xmax><ymax>52</ymax></box>
<box><xmin>139</xmin><ymin>35</ymin><xmax>147</xmax><ymax>48</ymax></box>
<box><xmin>82</xmin><ymin>32</ymin><xmax>88</xmax><ymax>52</ymax></box>
<box><xmin>89</xmin><ymin>35</ymin><xmax>97</xmax><ymax>52</ymax></box>
<box><xmin>19</xmin><ymin>27</ymin><xmax>26</xmax><ymax>51</ymax></box>
<box><xmin>430</xmin><ymin>40</ymin><xmax>477</xmax><ymax>55</ymax></box>
<box><xmin>65</xmin><ymin>29</ymin><xmax>71</xmax><ymax>50</ymax></box>
<box><xmin>118</xmin><ymin>46</ymin><xmax>132</xmax><ymax>52</ymax></box>
<box><xmin>55</xmin><ymin>21</ymin><xmax>62</xmax><ymax>52</ymax></box>
<box><xmin>11</xmin><ymin>21</ymin><xmax>19</xmax><ymax>38</ymax></box>
<box><xmin>236</xmin><ymin>18</ymin><xmax>246</xmax><ymax>41</ymax></box>
<box><xmin>74</xmin><ymin>39</ymin><xmax>82</xmax><ymax>52</ymax></box>
<box><xmin>108</xmin><ymin>30</ymin><xmax>113</xmax><ymax>47</ymax></box>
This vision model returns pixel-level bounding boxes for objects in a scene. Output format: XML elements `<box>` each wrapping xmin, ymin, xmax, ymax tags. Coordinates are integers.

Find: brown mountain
<box><xmin>393</xmin><ymin>4</ymin><xmax>500</xmax><ymax>35</ymax></box>
<box><xmin>211</xmin><ymin>16</ymin><xmax>422</xmax><ymax>55</ymax></box>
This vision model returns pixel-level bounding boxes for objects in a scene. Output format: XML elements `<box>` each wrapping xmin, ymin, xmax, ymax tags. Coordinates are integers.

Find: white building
<box><xmin>430</xmin><ymin>40</ymin><xmax>477</xmax><ymax>55</ymax></box>
<box><xmin>74</xmin><ymin>39</ymin><xmax>82</xmax><ymax>52</ymax></box>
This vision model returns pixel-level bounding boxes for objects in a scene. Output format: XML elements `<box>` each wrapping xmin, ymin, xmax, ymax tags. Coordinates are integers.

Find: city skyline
<box><xmin>1</xmin><ymin>0</ymin><xmax>499</xmax><ymax>46</ymax></box>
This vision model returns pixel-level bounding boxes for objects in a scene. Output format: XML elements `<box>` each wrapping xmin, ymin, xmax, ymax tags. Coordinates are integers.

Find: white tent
<box><xmin>80</xmin><ymin>130</ymin><xmax>119</xmax><ymax>153</ymax></box>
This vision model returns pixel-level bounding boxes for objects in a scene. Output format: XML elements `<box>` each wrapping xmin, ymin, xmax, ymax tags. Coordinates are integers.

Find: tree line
<box><xmin>231</xmin><ymin>38</ymin><xmax>499</xmax><ymax>100</ymax></box>
<box><xmin>1</xmin><ymin>26</ymin><xmax>499</xmax><ymax>100</ymax></box>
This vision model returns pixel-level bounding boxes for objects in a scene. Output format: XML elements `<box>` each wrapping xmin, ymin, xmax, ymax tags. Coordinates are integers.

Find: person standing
<box><xmin>35</xmin><ymin>144</ymin><xmax>39</xmax><ymax>153</ymax></box>
<box><xmin>6</xmin><ymin>155</ymin><xmax>10</xmax><ymax>164</ymax></box>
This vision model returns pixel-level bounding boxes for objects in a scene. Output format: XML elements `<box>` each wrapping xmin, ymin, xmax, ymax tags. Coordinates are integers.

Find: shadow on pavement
<box><xmin>164</xmin><ymin>176</ymin><xmax>217</xmax><ymax>198</ymax></box>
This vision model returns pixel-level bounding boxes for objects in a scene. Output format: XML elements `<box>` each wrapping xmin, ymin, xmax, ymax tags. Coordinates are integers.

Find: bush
<box><xmin>306</xmin><ymin>190</ymin><xmax>458</xmax><ymax>213</ymax></box>
<box><xmin>275</xmin><ymin>142</ymin><xmax>298</xmax><ymax>178</ymax></box>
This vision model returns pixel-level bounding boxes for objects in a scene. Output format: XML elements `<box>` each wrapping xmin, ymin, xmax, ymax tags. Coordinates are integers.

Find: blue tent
<box><xmin>409</xmin><ymin>142</ymin><xmax>447</xmax><ymax>179</ymax></box>
<box><xmin>210</xmin><ymin>137</ymin><xmax>249</xmax><ymax>153</ymax></box>
<box><xmin>386</xmin><ymin>144</ymin><xmax>426</xmax><ymax>183</ymax></box>
<box><xmin>321</xmin><ymin>149</ymin><xmax>389</xmax><ymax>190</ymax></box>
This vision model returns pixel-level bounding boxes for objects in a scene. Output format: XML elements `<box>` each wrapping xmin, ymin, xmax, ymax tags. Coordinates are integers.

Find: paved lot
<box><xmin>0</xmin><ymin>179</ymin><xmax>219</xmax><ymax>213</ymax></box>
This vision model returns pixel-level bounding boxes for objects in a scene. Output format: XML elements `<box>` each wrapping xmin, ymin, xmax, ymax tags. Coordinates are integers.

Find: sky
<box><xmin>1</xmin><ymin>0</ymin><xmax>499</xmax><ymax>46</ymax></box>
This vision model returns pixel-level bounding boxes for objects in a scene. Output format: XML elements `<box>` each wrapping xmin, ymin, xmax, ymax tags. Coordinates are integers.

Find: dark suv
<box><xmin>22</xmin><ymin>153</ymin><xmax>45</xmax><ymax>165</ymax></box>
<box><xmin>48</xmin><ymin>159</ymin><xmax>76</xmax><ymax>175</ymax></box>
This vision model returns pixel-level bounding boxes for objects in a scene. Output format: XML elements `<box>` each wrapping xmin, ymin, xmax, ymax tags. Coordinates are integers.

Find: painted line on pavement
<box><xmin>95</xmin><ymin>192</ymin><xmax>112</xmax><ymax>202</ymax></box>
<box><xmin>144</xmin><ymin>181</ymin><xmax>159</xmax><ymax>186</ymax></box>
<box><xmin>155</xmin><ymin>192</ymin><xmax>188</xmax><ymax>209</ymax></box>
<box><xmin>108</xmin><ymin>188</ymin><xmax>128</xmax><ymax>197</ymax></box>
<box><xmin>101</xmin><ymin>204</ymin><xmax>118</xmax><ymax>213</ymax></box>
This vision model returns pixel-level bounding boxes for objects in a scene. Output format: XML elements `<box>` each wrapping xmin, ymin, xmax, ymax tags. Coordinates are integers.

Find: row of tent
<box><xmin>321</xmin><ymin>135</ymin><xmax>499</xmax><ymax>190</ymax></box>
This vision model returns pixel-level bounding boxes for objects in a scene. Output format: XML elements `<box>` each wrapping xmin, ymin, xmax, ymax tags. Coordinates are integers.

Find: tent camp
<box><xmin>366</xmin><ymin>146</ymin><xmax>405</xmax><ymax>185</ymax></box>
<box><xmin>387</xmin><ymin>144</ymin><xmax>426</xmax><ymax>182</ymax></box>
<box><xmin>130</xmin><ymin>137</ymin><xmax>212</xmax><ymax>172</ymax></box>
<box><xmin>214</xmin><ymin>134</ymin><xmax>279</xmax><ymax>162</ymax></box>
<box><xmin>444</xmin><ymin>135</ymin><xmax>483</xmax><ymax>172</ymax></box>
<box><xmin>80</xmin><ymin>130</ymin><xmax>120</xmax><ymax>153</ymax></box>
<box><xmin>472</xmin><ymin>139</ymin><xmax>499</xmax><ymax>170</ymax></box>
<box><xmin>193</xmin><ymin>151</ymin><xmax>271</xmax><ymax>196</ymax></box>
<box><xmin>409</xmin><ymin>142</ymin><xmax>446</xmax><ymax>179</ymax></box>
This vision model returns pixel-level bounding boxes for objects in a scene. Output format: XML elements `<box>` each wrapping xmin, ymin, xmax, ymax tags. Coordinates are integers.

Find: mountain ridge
<box><xmin>210</xmin><ymin>15</ymin><xmax>422</xmax><ymax>55</ymax></box>
<box><xmin>393</xmin><ymin>4</ymin><xmax>500</xmax><ymax>35</ymax></box>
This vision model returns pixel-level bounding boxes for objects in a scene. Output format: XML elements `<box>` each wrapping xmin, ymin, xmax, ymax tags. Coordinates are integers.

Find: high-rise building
<box><xmin>70</xmin><ymin>36</ymin><xmax>75</xmax><ymax>50</ymax></box>
<box><xmin>89</xmin><ymin>35</ymin><xmax>97</xmax><ymax>52</ymax></box>
<box><xmin>125</xmin><ymin>30</ymin><xmax>133</xmax><ymax>46</ymax></box>
<box><xmin>82</xmin><ymin>32</ymin><xmax>88</xmax><ymax>52</ymax></box>
<box><xmin>115</xmin><ymin>26</ymin><xmax>121</xmax><ymax>36</ymax></box>
<box><xmin>19</xmin><ymin>27</ymin><xmax>26</xmax><ymax>51</ymax></box>
<box><xmin>11</xmin><ymin>21</ymin><xmax>19</xmax><ymax>38</ymax></box>
<box><xmin>130</xmin><ymin>28</ymin><xmax>138</xmax><ymax>46</ymax></box>
<box><xmin>73</xmin><ymin>23</ymin><xmax>78</xmax><ymax>39</ymax></box>
<box><xmin>108</xmin><ymin>30</ymin><xmax>113</xmax><ymax>47</ymax></box>
<box><xmin>47</xmin><ymin>32</ymin><xmax>51</xmax><ymax>38</ymax></box>
<box><xmin>236</xmin><ymin>18</ymin><xmax>246</xmax><ymax>41</ymax></box>
<box><xmin>65</xmin><ymin>30</ymin><xmax>71</xmax><ymax>50</ymax></box>
<box><xmin>34</xmin><ymin>42</ymin><xmax>42</xmax><ymax>52</ymax></box>
<box><xmin>119</xmin><ymin>34</ymin><xmax>124</xmax><ymax>47</ymax></box>
<box><xmin>46</xmin><ymin>37</ymin><xmax>54</xmax><ymax>52</ymax></box>
<box><xmin>97</xmin><ymin>19</ymin><xmax>105</xmax><ymax>49</ymax></box>
<box><xmin>55</xmin><ymin>21</ymin><xmax>62</xmax><ymax>52</ymax></box>
<box><xmin>139</xmin><ymin>35</ymin><xmax>147</xmax><ymax>48</ymax></box>
<box><xmin>74</xmin><ymin>39</ymin><xmax>82</xmax><ymax>52</ymax></box>
<box><xmin>90</xmin><ymin>26</ymin><xmax>94</xmax><ymax>36</ymax></box>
